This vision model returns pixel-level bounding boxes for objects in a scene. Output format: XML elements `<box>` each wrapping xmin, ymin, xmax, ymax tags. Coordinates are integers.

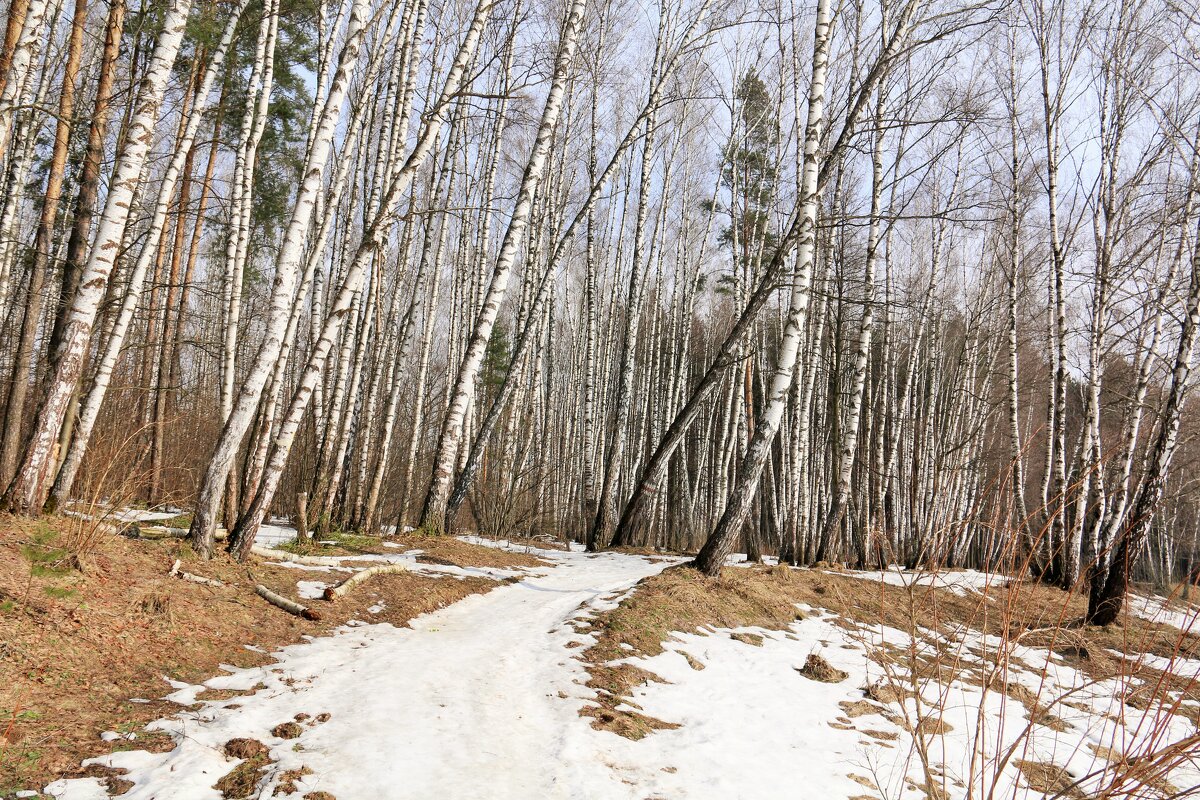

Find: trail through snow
<box><xmin>44</xmin><ymin>545</ymin><xmax>1200</xmax><ymax>800</ymax></box>
<box><xmin>49</xmin><ymin>547</ymin><xmax>684</xmax><ymax>799</ymax></box>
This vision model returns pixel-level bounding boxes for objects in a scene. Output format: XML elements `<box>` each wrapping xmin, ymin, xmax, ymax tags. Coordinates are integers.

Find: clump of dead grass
<box><xmin>1014</xmin><ymin>759</ymin><xmax>1087</xmax><ymax>799</ymax></box>
<box><xmin>273</xmin><ymin>765</ymin><xmax>313</xmax><ymax>795</ymax></box>
<box><xmin>798</xmin><ymin>652</ymin><xmax>848</xmax><ymax>683</ymax></box>
<box><xmin>577</xmin><ymin>564</ymin><xmax>832</xmax><ymax>738</ymax></box>
<box><xmin>271</xmin><ymin>722</ymin><xmax>303</xmax><ymax>740</ymax></box>
<box><xmin>216</xmin><ymin>738</ymin><xmax>273</xmax><ymax>798</ymax></box>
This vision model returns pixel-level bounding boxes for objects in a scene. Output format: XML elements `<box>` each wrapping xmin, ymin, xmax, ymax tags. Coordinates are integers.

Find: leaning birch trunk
<box><xmin>222</xmin><ymin>0</ymin><xmax>281</xmax><ymax>526</ymax></box>
<box><xmin>45</xmin><ymin>0</ymin><xmax>124</xmax><ymax>374</ymax></box>
<box><xmin>609</xmin><ymin>0</ymin><xmax>917</xmax><ymax>550</ymax></box>
<box><xmin>0</xmin><ymin>0</ymin><xmax>30</xmax><ymax>104</ymax></box>
<box><xmin>418</xmin><ymin>0</ymin><xmax>587</xmax><ymax>533</ymax></box>
<box><xmin>2</xmin><ymin>0</ymin><xmax>194</xmax><ymax>514</ymax></box>
<box><xmin>49</xmin><ymin>0</ymin><xmax>249</xmax><ymax>507</ymax></box>
<box><xmin>188</xmin><ymin>0</ymin><xmax>371</xmax><ymax>557</ymax></box>
<box><xmin>819</xmin><ymin>112</ymin><xmax>884</xmax><ymax>567</ymax></box>
<box><xmin>1087</xmin><ymin>213</ymin><xmax>1200</xmax><ymax>625</ymax></box>
<box><xmin>0</xmin><ymin>0</ymin><xmax>87</xmax><ymax>485</ymax></box>
<box><xmin>1098</xmin><ymin>145</ymin><xmax>1196</xmax><ymax>578</ymax></box>
<box><xmin>227</xmin><ymin>0</ymin><xmax>493</xmax><ymax>555</ymax></box>
<box><xmin>691</xmin><ymin>0</ymin><xmax>834</xmax><ymax>576</ymax></box>
<box><xmin>367</xmin><ymin>161</ymin><xmax>453</xmax><ymax>534</ymax></box>
<box><xmin>592</xmin><ymin>93</ymin><xmax>659</xmax><ymax>549</ymax></box>
<box><xmin>443</xmin><ymin>96</ymin><xmax>661</xmax><ymax>528</ymax></box>
<box><xmin>239</xmin><ymin>29</ymin><xmax>403</xmax><ymax>507</ymax></box>
<box><xmin>0</xmin><ymin>0</ymin><xmax>52</xmax><ymax>172</ymax></box>
<box><xmin>445</xmin><ymin>4</ymin><xmax>704</xmax><ymax>539</ymax></box>
<box><xmin>0</xmin><ymin>57</ymin><xmax>51</xmax><ymax>332</ymax></box>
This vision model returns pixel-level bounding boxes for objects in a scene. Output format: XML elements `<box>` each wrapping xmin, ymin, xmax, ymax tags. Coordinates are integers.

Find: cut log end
<box><xmin>322</xmin><ymin>563</ymin><xmax>408</xmax><ymax>602</ymax></box>
<box><xmin>255</xmin><ymin>584</ymin><xmax>320</xmax><ymax>621</ymax></box>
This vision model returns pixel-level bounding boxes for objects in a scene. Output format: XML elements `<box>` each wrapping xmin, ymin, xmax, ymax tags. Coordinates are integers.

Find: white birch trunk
<box><xmin>418</xmin><ymin>0</ymin><xmax>587</xmax><ymax>532</ymax></box>
<box><xmin>3</xmin><ymin>0</ymin><xmax>194</xmax><ymax>513</ymax></box>
<box><xmin>188</xmin><ymin>0</ymin><xmax>371</xmax><ymax>554</ymax></box>
<box><xmin>50</xmin><ymin>0</ymin><xmax>250</xmax><ymax>506</ymax></box>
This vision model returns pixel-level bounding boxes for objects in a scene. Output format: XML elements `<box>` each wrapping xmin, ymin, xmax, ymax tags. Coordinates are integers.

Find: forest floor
<box><xmin>4</xmin><ymin>513</ymin><xmax>1200</xmax><ymax>799</ymax></box>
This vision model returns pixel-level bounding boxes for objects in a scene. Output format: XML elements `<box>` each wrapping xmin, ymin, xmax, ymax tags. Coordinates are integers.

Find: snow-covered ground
<box><xmin>1130</xmin><ymin>591</ymin><xmax>1200</xmax><ymax>632</ymax></box>
<box><xmin>841</xmin><ymin>565</ymin><xmax>1007</xmax><ymax>596</ymax></box>
<box><xmin>48</xmin><ymin>547</ymin><xmax>675</xmax><ymax>799</ymax></box>
<box><xmin>44</xmin><ymin>546</ymin><xmax>1200</xmax><ymax>800</ymax></box>
<box><xmin>615</xmin><ymin>611</ymin><xmax>1200</xmax><ymax>799</ymax></box>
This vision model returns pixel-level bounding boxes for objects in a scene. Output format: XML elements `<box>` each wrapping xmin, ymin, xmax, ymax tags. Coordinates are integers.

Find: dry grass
<box><xmin>1014</xmin><ymin>759</ymin><xmax>1087</xmax><ymax>799</ymax></box>
<box><xmin>214</xmin><ymin>736</ymin><xmax>272</xmax><ymax>799</ymax></box>
<box><xmin>798</xmin><ymin>652</ymin><xmax>849</xmax><ymax>683</ymax></box>
<box><xmin>0</xmin><ymin>514</ymin><xmax>504</xmax><ymax>793</ymax></box>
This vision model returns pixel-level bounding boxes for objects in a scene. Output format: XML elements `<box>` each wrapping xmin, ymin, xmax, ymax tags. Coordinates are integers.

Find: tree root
<box><xmin>255</xmin><ymin>584</ymin><xmax>321</xmax><ymax>620</ymax></box>
<box><xmin>323</xmin><ymin>564</ymin><xmax>408</xmax><ymax>601</ymax></box>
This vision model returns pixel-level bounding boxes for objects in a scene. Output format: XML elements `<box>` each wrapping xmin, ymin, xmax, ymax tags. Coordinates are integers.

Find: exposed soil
<box><xmin>0</xmin><ymin>515</ymin><xmax>514</xmax><ymax>793</ymax></box>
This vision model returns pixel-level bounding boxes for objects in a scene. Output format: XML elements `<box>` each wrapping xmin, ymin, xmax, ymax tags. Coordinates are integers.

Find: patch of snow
<box><xmin>48</xmin><ymin>548</ymin><xmax>1200</xmax><ymax>800</ymax></box>
<box><xmin>1129</xmin><ymin>593</ymin><xmax>1200</xmax><ymax>632</ymax></box>
<box><xmin>254</xmin><ymin>523</ymin><xmax>299</xmax><ymax>548</ymax></box>
<box><xmin>259</xmin><ymin>545</ymin><xmax>537</xmax><ymax>583</ymax></box>
<box><xmin>842</xmin><ymin>566</ymin><xmax>1008</xmax><ymax>596</ymax></box>
<box><xmin>49</xmin><ymin>548</ymin><xmax>675</xmax><ymax>799</ymax></box>
<box><xmin>297</xmin><ymin>581</ymin><xmax>329</xmax><ymax>600</ymax></box>
<box><xmin>110</xmin><ymin>508</ymin><xmax>180</xmax><ymax>523</ymax></box>
<box><xmin>725</xmin><ymin>553</ymin><xmax>780</xmax><ymax>566</ymax></box>
<box><xmin>59</xmin><ymin>502</ymin><xmax>181</xmax><ymax>525</ymax></box>
<box><xmin>1107</xmin><ymin>647</ymin><xmax>1200</xmax><ymax>679</ymax></box>
<box><xmin>45</xmin><ymin>777</ymin><xmax>108</xmax><ymax>799</ymax></box>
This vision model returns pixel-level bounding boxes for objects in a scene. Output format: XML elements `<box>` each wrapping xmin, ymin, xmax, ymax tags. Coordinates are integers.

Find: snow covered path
<box><xmin>47</xmin><ymin>544</ymin><xmax>1200</xmax><ymax>800</ymax></box>
<box><xmin>50</xmin><ymin>547</ymin><xmax>679</xmax><ymax>800</ymax></box>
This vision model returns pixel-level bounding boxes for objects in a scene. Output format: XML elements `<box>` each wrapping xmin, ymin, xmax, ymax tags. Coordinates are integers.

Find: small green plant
<box><xmin>42</xmin><ymin>586</ymin><xmax>77</xmax><ymax>601</ymax></box>
<box><xmin>157</xmin><ymin>513</ymin><xmax>192</xmax><ymax>529</ymax></box>
<box><xmin>20</xmin><ymin>524</ymin><xmax>72</xmax><ymax>577</ymax></box>
<box><xmin>280</xmin><ymin>528</ymin><xmax>379</xmax><ymax>555</ymax></box>
<box><xmin>1</xmin><ymin>708</ymin><xmax>42</xmax><ymax>723</ymax></box>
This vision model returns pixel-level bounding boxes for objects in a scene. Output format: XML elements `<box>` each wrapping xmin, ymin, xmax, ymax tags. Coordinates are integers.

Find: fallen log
<box><xmin>255</xmin><ymin>584</ymin><xmax>321</xmax><ymax>620</ymax></box>
<box><xmin>323</xmin><ymin>564</ymin><xmax>408</xmax><ymax>601</ymax></box>
<box><xmin>168</xmin><ymin>559</ymin><xmax>224</xmax><ymax>587</ymax></box>
<box><xmin>250</xmin><ymin>545</ymin><xmax>342</xmax><ymax>567</ymax></box>
<box><xmin>141</xmin><ymin>526</ymin><xmax>227</xmax><ymax>541</ymax></box>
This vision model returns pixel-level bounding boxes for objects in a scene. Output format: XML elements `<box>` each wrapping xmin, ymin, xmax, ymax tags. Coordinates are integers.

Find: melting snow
<box><xmin>42</xmin><ymin>550</ymin><xmax>1200</xmax><ymax>800</ymax></box>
